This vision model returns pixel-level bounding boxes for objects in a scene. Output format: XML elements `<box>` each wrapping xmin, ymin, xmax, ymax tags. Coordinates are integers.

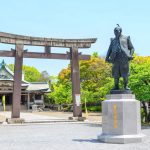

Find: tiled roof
<box><xmin>26</xmin><ymin>82</ymin><xmax>50</xmax><ymax>92</ymax></box>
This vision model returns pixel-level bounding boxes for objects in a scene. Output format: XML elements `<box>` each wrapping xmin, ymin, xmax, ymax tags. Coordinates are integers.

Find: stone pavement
<box><xmin>0</xmin><ymin>111</ymin><xmax>150</xmax><ymax>150</ymax></box>
<box><xmin>0</xmin><ymin>111</ymin><xmax>72</xmax><ymax>123</ymax></box>
<box><xmin>0</xmin><ymin>111</ymin><xmax>102</xmax><ymax>123</ymax></box>
<box><xmin>0</xmin><ymin>123</ymin><xmax>150</xmax><ymax>150</ymax></box>
<box><xmin>34</xmin><ymin>111</ymin><xmax>101</xmax><ymax>122</ymax></box>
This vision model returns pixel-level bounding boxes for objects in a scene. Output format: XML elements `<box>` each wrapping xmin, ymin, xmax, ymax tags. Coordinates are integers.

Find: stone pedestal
<box><xmin>98</xmin><ymin>94</ymin><xmax>144</xmax><ymax>144</ymax></box>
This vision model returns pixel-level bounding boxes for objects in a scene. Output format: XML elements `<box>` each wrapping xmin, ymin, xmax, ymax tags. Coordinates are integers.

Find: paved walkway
<box><xmin>0</xmin><ymin>111</ymin><xmax>102</xmax><ymax>123</ymax></box>
<box><xmin>0</xmin><ymin>111</ymin><xmax>150</xmax><ymax>150</ymax></box>
<box><xmin>0</xmin><ymin>123</ymin><xmax>150</xmax><ymax>150</ymax></box>
<box><xmin>0</xmin><ymin>111</ymin><xmax>70</xmax><ymax>123</ymax></box>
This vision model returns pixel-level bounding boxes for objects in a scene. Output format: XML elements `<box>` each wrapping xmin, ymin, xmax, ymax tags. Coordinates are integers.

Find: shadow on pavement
<box><xmin>72</xmin><ymin>138</ymin><xmax>102</xmax><ymax>143</ymax></box>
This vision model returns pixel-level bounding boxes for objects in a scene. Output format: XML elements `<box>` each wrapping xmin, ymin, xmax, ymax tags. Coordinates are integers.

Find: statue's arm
<box><xmin>105</xmin><ymin>41</ymin><xmax>112</xmax><ymax>62</ymax></box>
<box><xmin>127</xmin><ymin>36</ymin><xmax>134</xmax><ymax>56</ymax></box>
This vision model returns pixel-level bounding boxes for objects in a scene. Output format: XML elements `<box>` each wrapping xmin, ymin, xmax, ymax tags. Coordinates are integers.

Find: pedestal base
<box><xmin>6</xmin><ymin>118</ymin><xmax>25</xmax><ymax>124</ymax></box>
<box><xmin>98</xmin><ymin>133</ymin><xmax>144</xmax><ymax>144</ymax></box>
<box><xmin>110</xmin><ymin>90</ymin><xmax>132</xmax><ymax>94</ymax></box>
<box><xmin>98</xmin><ymin>94</ymin><xmax>145</xmax><ymax>144</ymax></box>
<box><xmin>68</xmin><ymin>117</ymin><xmax>86</xmax><ymax>121</ymax></box>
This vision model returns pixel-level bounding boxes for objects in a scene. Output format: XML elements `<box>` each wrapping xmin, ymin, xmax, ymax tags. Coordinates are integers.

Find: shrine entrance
<box><xmin>0</xmin><ymin>32</ymin><xmax>96</xmax><ymax>118</ymax></box>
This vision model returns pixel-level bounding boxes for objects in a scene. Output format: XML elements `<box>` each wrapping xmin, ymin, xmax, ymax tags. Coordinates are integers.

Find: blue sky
<box><xmin>0</xmin><ymin>0</ymin><xmax>150</xmax><ymax>76</ymax></box>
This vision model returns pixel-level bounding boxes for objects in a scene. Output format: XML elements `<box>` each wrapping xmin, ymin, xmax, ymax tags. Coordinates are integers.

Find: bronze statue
<box><xmin>105</xmin><ymin>25</ymin><xmax>134</xmax><ymax>91</ymax></box>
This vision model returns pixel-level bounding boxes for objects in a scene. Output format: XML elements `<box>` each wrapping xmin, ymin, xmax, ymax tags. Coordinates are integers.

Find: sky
<box><xmin>0</xmin><ymin>0</ymin><xmax>150</xmax><ymax>76</ymax></box>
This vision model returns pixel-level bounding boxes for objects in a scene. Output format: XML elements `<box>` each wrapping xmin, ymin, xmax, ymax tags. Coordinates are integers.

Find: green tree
<box><xmin>50</xmin><ymin>66</ymin><xmax>72</xmax><ymax>105</ymax></box>
<box><xmin>49</xmin><ymin>53</ymin><xmax>112</xmax><ymax>108</ymax></box>
<box><xmin>80</xmin><ymin>54</ymin><xmax>112</xmax><ymax>103</ymax></box>
<box><xmin>129</xmin><ymin>56</ymin><xmax>150</xmax><ymax>123</ymax></box>
<box><xmin>50</xmin><ymin>82</ymin><xmax>72</xmax><ymax>105</ymax></box>
<box><xmin>8</xmin><ymin>64</ymin><xmax>42</xmax><ymax>82</ymax></box>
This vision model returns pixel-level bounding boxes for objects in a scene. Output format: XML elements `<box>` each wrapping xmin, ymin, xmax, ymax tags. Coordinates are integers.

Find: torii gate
<box><xmin>0</xmin><ymin>32</ymin><xmax>96</xmax><ymax>119</ymax></box>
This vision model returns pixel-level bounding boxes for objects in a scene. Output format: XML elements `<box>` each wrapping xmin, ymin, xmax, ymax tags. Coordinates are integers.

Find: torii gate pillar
<box><xmin>70</xmin><ymin>47</ymin><xmax>82</xmax><ymax>117</ymax></box>
<box><xmin>11</xmin><ymin>44</ymin><xmax>24</xmax><ymax>118</ymax></box>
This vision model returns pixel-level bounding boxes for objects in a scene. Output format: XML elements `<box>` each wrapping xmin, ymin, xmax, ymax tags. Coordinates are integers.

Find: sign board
<box><xmin>75</xmin><ymin>94</ymin><xmax>80</xmax><ymax>106</ymax></box>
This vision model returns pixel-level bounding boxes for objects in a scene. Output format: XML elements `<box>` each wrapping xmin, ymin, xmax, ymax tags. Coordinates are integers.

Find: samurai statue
<box><xmin>105</xmin><ymin>25</ymin><xmax>134</xmax><ymax>90</ymax></box>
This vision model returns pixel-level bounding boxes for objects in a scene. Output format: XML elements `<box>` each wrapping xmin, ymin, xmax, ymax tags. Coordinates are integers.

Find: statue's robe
<box><xmin>106</xmin><ymin>35</ymin><xmax>134</xmax><ymax>78</ymax></box>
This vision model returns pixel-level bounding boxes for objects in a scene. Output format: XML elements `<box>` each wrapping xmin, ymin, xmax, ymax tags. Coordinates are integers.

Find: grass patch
<box><xmin>82</xmin><ymin>106</ymin><xmax>101</xmax><ymax>112</ymax></box>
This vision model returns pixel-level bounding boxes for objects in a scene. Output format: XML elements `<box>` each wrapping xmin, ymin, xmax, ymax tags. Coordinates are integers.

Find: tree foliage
<box><xmin>49</xmin><ymin>82</ymin><xmax>72</xmax><ymax>105</ymax></box>
<box><xmin>48</xmin><ymin>66</ymin><xmax>72</xmax><ymax>105</ymax></box>
<box><xmin>129</xmin><ymin>56</ymin><xmax>150</xmax><ymax>101</ymax></box>
<box><xmin>80</xmin><ymin>54</ymin><xmax>112</xmax><ymax>102</ymax></box>
<box><xmin>49</xmin><ymin>53</ymin><xmax>112</xmax><ymax>105</ymax></box>
<box><xmin>7</xmin><ymin>64</ymin><xmax>48</xmax><ymax>82</ymax></box>
<box><xmin>129</xmin><ymin>56</ymin><xmax>150</xmax><ymax>123</ymax></box>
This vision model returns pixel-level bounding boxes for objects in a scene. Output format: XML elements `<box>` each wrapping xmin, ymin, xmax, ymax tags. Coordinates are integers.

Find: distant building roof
<box><xmin>27</xmin><ymin>82</ymin><xmax>50</xmax><ymax>92</ymax></box>
<box><xmin>0</xmin><ymin>59</ymin><xmax>29</xmax><ymax>83</ymax></box>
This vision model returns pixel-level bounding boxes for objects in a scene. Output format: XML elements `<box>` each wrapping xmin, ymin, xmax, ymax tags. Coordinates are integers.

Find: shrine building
<box><xmin>0</xmin><ymin>60</ymin><xmax>50</xmax><ymax>111</ymax></box>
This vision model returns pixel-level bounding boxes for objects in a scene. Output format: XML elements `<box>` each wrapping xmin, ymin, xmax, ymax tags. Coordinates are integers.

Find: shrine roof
<box><xmin>26</xmin><ymin>82</ymin><xmax>50</xmax><ymax>92</ymax></box>
<box><xmin>0</xmin><ymin>60</ymin><xmax>28</xmax><ymax>83</ymax></box>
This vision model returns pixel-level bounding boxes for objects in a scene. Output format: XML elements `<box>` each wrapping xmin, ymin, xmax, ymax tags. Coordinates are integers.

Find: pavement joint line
<box><xmin>0</xmin><ymin>121</ymin><xmax>102</xmax><ymax>126</ymax></box>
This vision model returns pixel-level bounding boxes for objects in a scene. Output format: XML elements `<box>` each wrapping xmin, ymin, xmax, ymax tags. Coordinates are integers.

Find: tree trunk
<box><xmin>148</xmin><ymin>111</ymin><xmax>150</xmax><ymax>123</ymax></box>
<box><xmin>142</xmin><ymin>101</ymin><xmax>149</xmax><ymax>123</ymax></box>
<box><xmin>148</xmin><ymin>102</ymin><xmax>150</xmax><ymax>123</ymax></box>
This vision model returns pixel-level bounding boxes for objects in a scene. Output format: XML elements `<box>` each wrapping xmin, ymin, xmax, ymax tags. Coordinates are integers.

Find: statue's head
<box><xmin>114</xmin><ymin>24</ymin><xmax>122</xmax><ymax>38</ymax></box>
